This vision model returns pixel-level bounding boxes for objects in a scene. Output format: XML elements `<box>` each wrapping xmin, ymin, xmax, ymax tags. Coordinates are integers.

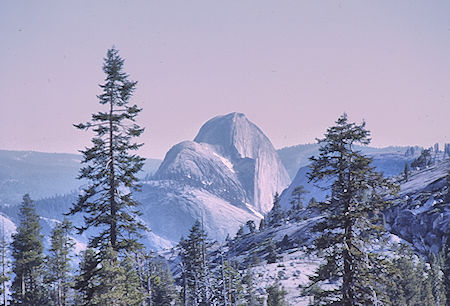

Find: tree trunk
<box><xmin>342</xmin><ymin>211</ymin><xmax>354</xmax><ymax>303</ymax></box>
<box><xmin>58</xmin><ymin>278</ymin><xmax>62</xmax><ymax>306</ymax></box>
<box><xmin>221</xmin><ymin>253</ymin><xmax>228</xmax><ymax>306</ymax></box>
<box><xmin>342</xmin><ymin>231</ymin><xmax>354</xmax><ymax>305</ymax></box>
<box><xmin>109</xmin><ymin>98</ymin><xmax>117</xmax><ymax>251</ymax></box>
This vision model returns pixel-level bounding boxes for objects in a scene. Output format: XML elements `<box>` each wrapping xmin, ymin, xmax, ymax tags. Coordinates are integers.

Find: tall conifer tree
<box><xmin>266</xmin><ymin>279</ymin><xmax>287</xmax><ymax>306</ymax></box>
<box><xmin>306</xmin><ymin>114</ymin><xmax>397</xmax><ymax>305</ymax></box>
<box><xmin>242</xmin><ymin>268</ymin><xmax>262</xmax><ymax>305</ymax></box>
<box><xmin>213</xmin><ymin>255</ymin><xmax>243</xmax><ymax>305</ymax></box>
<box><xmin>68</xmin><ymin>47</ymin><xmax>146</xmax><ymax>254</ymax></box>
<box><xmin>74</xmin><ymin>248</ymin><xmax>99</xmax><ymax>304</ymax></box>
<box><xmin>268</xmin><ymin>193</ymin><xmax>283</xmax><ymax>225</ymax></box>
<box><xmin>146</xmin><ymin>256</ymin><xmax>177</xmax><ymax>305</ymax></box>
<box><xmin>46</xmin><ymin>219</ymin><xmax>75</xmax><ymax>306</ymax></box>
<box><xmin>385</xmin><ymin>246</ymin><xmax>424</xmax><ymax>305</ymax></box>
<box><xmin>11</xmin><ymin>194</ymin><xmax>46</xmax><ymax>304</ymax></box>
<box><xmin>179</xmin><ymin>221</ymin><xmax>212</xmax><ymax>305</ymax></box>
<box><xmin>290</xmin><ymin>185</ymin><xmax>309</xmax><ymax>211</ymax></box>
<box><xmin>0</xmin><ymin>219</ymin><xmax>10</xmax><ymax>306</ymax></box>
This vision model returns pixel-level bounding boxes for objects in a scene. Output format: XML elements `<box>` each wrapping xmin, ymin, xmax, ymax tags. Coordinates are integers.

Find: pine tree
<box><xmin>445</xmin><ymin>143</ymin><xmax>450</xmax><ymax>158</ymax></box>
<box><xmin>146</xmin><ymin>256</ymin><xmax>177</xmax><ymax>305</ymax></box>
<box><xmin>445</xmin><ymin>171</ymin><xmax>450</xmax><ymax>206</ymax></box>
<box><xmin>67</xmin><ymin>47</ymin><xmax>147</xmax><ymax>255</ymax></box>
<box><xmin>385</xmin><ymin>246</ymin><xmax>423</xmax><ymax>305</ymax></box>
<box><xmin>179</xmin><ymin>221</ymin><xmax>212</xmax><ymax>305</ymax></box>
<box><xmin>411</xmin><ymin>148</ymin><xmax>432</xmax><ymax>169</ymax></box>
<box><xmin>46</xmin><ymin>219</ymin><xmax>75</xmax><ymax>306</ymax></box>
<box><xmin>421</xmin><ymin>271</ymin><xmax>436</xmax><ymax>306</ymax></box>
<box><xmin>404</xmin><ymin>162</ymin><xmax>410</xmax><ymax>181</ymax></box>
<box><xmin>120</xmin><ymin>256</ymin><xmax>145</xmax><ymax>305</ymax></box>
<box><xmin>11</xmin><ymin>194</ymin><xmax>47</xmax><ymax>304</ymax></box>
<box><xmin>266</xmin><ymin>238</ymin><xmax>278</xmax><ymax>264</ymax></box>
<box><xmin>266</xmin><ymin>278</ymin><xmax>287</xmax><ymax>306</ymax></box>
<box><xmin>306</xmin><ymin>114</ymin><xmax>398</xmax><ymax>305</ymax></box>
<box><xmin>75</xmin><ymin>248</ymin><xmax>144</xmax><ymax>305</ymax></box>
<box><xmin>259</xmin><ymin>218</ymin><xmax>266</xmax><ymax>231</ymax></box>
<box><xmin>443</xmin><ymin>239</ymin><xmax>450</xmax><ymax>304</ymax></box>
<box><xmin>0</xmin><ymin>219</ymin><xmax>10</xmax><ymax>306</ymax></box>
<box><xmin>290</xmin><ymin>185</ymin><xmax>309</xmax><ymax>211</ymax></box>
<box><xmin>242</xmin><ymin>268</ymin><xmax>263</xmax><ymax>305</ymax></box>
<box><xmin>246</xmin><ymin>220</ymin><xmax>256</xmax><ymax>234</ymax></box>
<box><xmin>74</xmin><ymin>248</ymin><xmax>100</xmax><ymax>304</ymax></box>
<box><xmin>235</xmin><ymin>225</ymin><xmax>244</xmax><ymax>238</ymax></box>
<box><xmin>91</xmin><ymin>247</ymin><xmax>127</xmax><ymax>304</ymax></box>
<box><xmin>268</xmin><ymin>193</ymin><xmax>283</xmax><ymax>226</ymax></box>
<box><xmin>213</xmin><ymin>255</ymin><xmax>243</xmax><ymax>305</ymax></box>
<box><xmin>428</xmin><ymin>252</ymin><xmax>446</xmax><ymax>306</ymax></box>
<box><xmin>307</xmin><ymin>197</ymin><xmax>318</xmax><ymax>208</ymax></box>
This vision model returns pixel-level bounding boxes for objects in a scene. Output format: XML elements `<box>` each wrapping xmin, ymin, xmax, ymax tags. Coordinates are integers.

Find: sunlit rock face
<box><xmin>140</xmin><ymin>112</ymin><xmax>291</xmax><ymax>246</ymax></box>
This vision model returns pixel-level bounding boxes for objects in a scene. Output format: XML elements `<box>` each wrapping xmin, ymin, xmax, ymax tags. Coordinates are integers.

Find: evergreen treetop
<box><xmin>268</xmin><ymin>193</ymin><xmax>283</xmax><ymax>225</ymax></box>
<box><xmin>46</xmin><ymin>218</ymin><xmax>75</xmax><ymax>305</ymax></box>
<box><xmin>266</xmin><ymin>278</ymin><xmax>287</xmax><ymax>306</ymax></box>
<box><xmin>179</xmin><ymin>220</ymin><xmax>212</xmax><ymax>305</ymax></box>
<box><xmin>11</xmin><ymin>194</ymin><xmax>46</xmax><ymax>304</ymax></box>
<box><xmin>290</xmin><ymin>185</ymin><xmax>309</xmax><ymax>211</ymax></box>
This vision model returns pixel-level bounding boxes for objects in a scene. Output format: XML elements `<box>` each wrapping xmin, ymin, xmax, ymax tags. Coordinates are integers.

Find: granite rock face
<box><xmin>155</xmin><ymin>112</ymin><xmax>291</xmax><ymax>213</ymax></box>
<box><xmin>385</xmin><ymin>159</ymin><xmax>449</xmax><ymax>253</ymax></box>
<box><xmin>141</xmin><ymin>113</ymin><xmax>291</xmax><ymax>246</ymax></box>
<box><xmin>279</xmin><ymin>149</ymin><xmax>449</xmax><ymax>254</ymax></box>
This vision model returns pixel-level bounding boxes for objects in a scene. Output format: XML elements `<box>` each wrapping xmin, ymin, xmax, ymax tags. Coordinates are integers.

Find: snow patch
<box><xmin>213</xmin><ymin>152</ymin><xmax>235</xmax><ymax>173</ymax></box>
<box><xmin>73</xmin><ymin>239</ymin><xmax>87</xmax><ymax>253</ymax></box>
<box><xmin>245</xmin><ymin>203</ymin><xmax>264</xmax><ymax>219</ymax></box>
<box><xmin>0</xmin><ymin>213</ymin><xmax>16</xmax><ymax>240</ymax></box>
<box><xmin>251</xmin><ymin>250</ymin><xmax>319</xmax><ymax>305</ymax></box>
<box><xmin>146</xmin><ymin>231</ymin><xmax>174</xmax><ymax>251</ymax></box>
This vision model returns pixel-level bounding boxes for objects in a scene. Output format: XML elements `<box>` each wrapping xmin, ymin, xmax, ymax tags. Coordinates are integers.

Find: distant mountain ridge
<box><xmin>0</xmin><ymin>150</ymin><xmax>81</xmax><ymax>205</ymax></box>
<box><xmin>277</xmin><ymin>143</ymin><xmax>421</xmax><ymax>179</ymax></box>
<box><xmin>1</xmin><ymin>116</ymin><xmax>446</xmax><ymax>252</ymax></box>
<box><xmin>0</xmin><ymin>150</ymin><xmax>162</xmax><ymax>206</ymax></box>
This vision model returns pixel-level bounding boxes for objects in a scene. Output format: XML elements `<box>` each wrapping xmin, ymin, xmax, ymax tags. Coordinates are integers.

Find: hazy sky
<box><xmin>1</xmin><ymin>1</ymin><xmax>449</xmax><ymax>159</ymax></box>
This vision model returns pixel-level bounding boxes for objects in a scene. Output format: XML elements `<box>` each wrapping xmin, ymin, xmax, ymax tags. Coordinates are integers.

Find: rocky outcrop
<box><xmin>385</xmin><ymin>159</ymin><xmax>449</xmax><ymax>254</ymax></box>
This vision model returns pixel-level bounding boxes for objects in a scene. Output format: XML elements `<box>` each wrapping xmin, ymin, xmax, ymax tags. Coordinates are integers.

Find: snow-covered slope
<box><xmin>136</xmin><ymin>181</ymin><xmax>260</xmax><ymax>245</ymax></box>
<box><xmin>154</xmin><ymin>141</ymin><xmax>248</xmax><ymax>208</ymax></box>
<box><xmin>217</xmin><ymin>218</ymin><xmax>321</xmax><ymax>305</ymax></box>
<box><xmin>140</xmin><ymin>113</ymin><xmax>291</xmax><ymax>246</ymax></box>
<box><xmin>0</xmin><ymin>213</ymin><xmax>17</xmax><ymax>242</ymax></box>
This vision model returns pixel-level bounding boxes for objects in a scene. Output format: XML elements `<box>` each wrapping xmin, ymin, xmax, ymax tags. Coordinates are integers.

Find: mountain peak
<box><xmin>155</xmin><ymin>112</ymin><xmax>291</xmax><ymax>215</ymax></box>
<box><xmin>194</xmin><ymin>112</ymin><xmax>270</xmax><ymax>160</ymax></box>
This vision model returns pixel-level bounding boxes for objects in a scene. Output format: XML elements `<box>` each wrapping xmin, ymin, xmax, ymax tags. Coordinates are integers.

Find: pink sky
<box><xmin>1</xmin><ymin>1</ymin><xmax>449</xmax><ymax>159</ymax></box>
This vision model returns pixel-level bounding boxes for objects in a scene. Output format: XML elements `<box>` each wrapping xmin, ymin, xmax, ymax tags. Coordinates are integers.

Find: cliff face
<box><xmin>155</xmin><ymin>112</ymin><xmax>290</xmax><ymax>214</ymax></box>
<box><xmin>141</xmin><ymin>112</ymin><xmax>290</xmax><ymax>245</ymax></box>
<box><xmin>385</xmin><ymin>159</ymin><xmax>449</xmax><ymax>254</ymax></box>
